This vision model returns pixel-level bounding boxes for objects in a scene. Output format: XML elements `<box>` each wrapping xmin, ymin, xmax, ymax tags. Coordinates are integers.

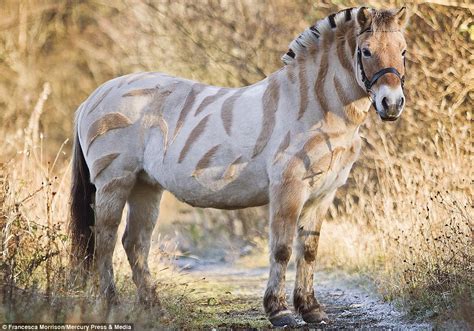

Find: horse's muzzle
<box><xmin>378</xmin><ymin>96</ymin><xmax>404</xmax><ymax>121</ymax></box>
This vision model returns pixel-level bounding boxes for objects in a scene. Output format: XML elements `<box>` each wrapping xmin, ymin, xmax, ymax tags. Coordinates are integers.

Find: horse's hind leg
<box><xmin>293</xmin><ymin>191</ymin><xmax>335</xmax><ymax>323</ymax></box>
<box><xmin>94</xmin><ymin>173</ymin><xmax>135</xmax><ymax>302</ymax></box>
<box><xmin>122</xmin><ymin>179</ymin><xmax>162</xmax><ymax>305</ymax></box>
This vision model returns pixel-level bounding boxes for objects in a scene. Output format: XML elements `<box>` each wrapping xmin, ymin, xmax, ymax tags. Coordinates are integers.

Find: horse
<box><xmin>69</xmin><ymin>6</ymin><xmax>408</xmax><ymax>326</ymax></box>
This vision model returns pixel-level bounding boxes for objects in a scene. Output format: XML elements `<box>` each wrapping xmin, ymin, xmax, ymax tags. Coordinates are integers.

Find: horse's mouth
<box><xmin>380</xmin><ymin>115</ymin><xmax>399</xmax><ymax>122</ymax></box>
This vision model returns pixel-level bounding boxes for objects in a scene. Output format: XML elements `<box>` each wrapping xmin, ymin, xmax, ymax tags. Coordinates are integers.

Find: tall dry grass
<box><xmin>0</xmin><ymin>0</ymin><xmax>472</xmax><ymax>326</ymax></box>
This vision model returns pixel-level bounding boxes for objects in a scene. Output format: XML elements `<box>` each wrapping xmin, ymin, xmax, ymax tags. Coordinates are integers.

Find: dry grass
<box><xmin>0</xmin><ymin>0</ymin><xmax>472</xmax><ymax>327</ymax></box>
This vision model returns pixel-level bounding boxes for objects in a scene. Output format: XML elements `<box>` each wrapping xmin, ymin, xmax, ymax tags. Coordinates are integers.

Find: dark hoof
<box><xmin>301</xmin><ymin>308</ymin><xmax>329</xmax><ymax>324</ymax></box>
<box><xmin>269</xmin><ymin>310</ymin><xmax>298</xmax><ymax>327</ymax></box>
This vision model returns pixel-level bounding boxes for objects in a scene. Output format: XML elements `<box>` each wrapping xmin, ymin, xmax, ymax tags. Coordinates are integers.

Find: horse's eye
<box><xmin>402</xmin><ymin>50</ymin><xmax>406</xmax><ymax>57</ymax></box>
<box><xmin>362</xmin><ymin>48</ymin><xmax>372</xmax><ymax>57</ymax></box>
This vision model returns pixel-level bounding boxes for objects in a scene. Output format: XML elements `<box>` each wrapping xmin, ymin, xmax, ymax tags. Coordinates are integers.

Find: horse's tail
<box><xmin>69</xmin><ymin>118</ymin><xmax>95</xmax><ymax>271</ymax></box>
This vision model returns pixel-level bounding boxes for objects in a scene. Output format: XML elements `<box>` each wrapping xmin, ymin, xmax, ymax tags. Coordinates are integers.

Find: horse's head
<box><xmin>355</xmin><ymin>7</ymin><xmax>408</xmax><ymax>121</ymax></box>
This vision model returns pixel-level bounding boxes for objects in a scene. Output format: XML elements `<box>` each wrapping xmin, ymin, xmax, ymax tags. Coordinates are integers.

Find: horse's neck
<box><xmin>275</xmin><ymin>29</ymin><xmax>369</xmax><ymax>133</ymax></box>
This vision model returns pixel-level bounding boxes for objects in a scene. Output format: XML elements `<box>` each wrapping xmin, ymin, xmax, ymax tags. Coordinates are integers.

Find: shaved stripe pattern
<box><xmin>143</xmin><ymin>114</ymin><xmax>169</xmax><ymax>151</ymax></box>
<box><xmin>178</xmin><ymin>114</ymin><xmax>211</xmax><ymax>163</ymax></box>
<box><xmin>334</xmin><ymin>76</ymin><xmax>350</xmax><ymax>105</ymax></box>
<box><xmin>173</xmin><ymin>84</ymin><xmax>206</xmax><ymax>141</ymax></box>
<box><xmin>222</xmin><ymin>155</ymin><xmax>244</xmax><ymax>180</ymax></box>
<box><xmin>87</xmin><ymin>86</ymin><xmax>113</xmax><ymax>114</ymax></box>
<box><xmin>193</xmin><ymin>144</ymin><xmax>220</xmax><ymax>177</ymax></box>
<box><xmin>86</xmin><ymin>113</ymin><xmax>132</xmax><ymax>153</ymax></box>
<box><xmin>297</xmin><ymin>60</ymin><xmax>309</xmax><ymax>119</ymax></box>
<box><xmin>195</xmin><ymin>89</ymin><xmax>228</xmax><ymax>116</ymax></box>
<box><xmin>221</xmin><ymin>89</ymin><xmax>246</xmax><ymax>136</ymax></box>
<box><xmin>336</xmin><ymin>25</ymin><xmax>353</xmax><ymax>73</ymax></box>
<box><xmin>252</xmin><ymin>76</ymin><xmax>280</xmax><ymax>157</ymax></box>
<box><xmin>91</xmin><ymin>153</ymin><xmax>120</xmax><ymax>181</ymax></box>
<box><xmin>314</xmin><ymin>35</ymin><xmax>333</xmax><ymax>117</ymax></box>
<box><xmin>273</xmin><ymin>131</ymin><xmax>291</xmax><ymax>164</ymax></box>
<box><xmin>122</xmin><ymin>86</ymin><xmax>161</xmax><ymax>97</ymax></box>
<box><xmin>71</xmin><ymin>9</ymin><xmax>407</xmax><ymax>324</ymax></box>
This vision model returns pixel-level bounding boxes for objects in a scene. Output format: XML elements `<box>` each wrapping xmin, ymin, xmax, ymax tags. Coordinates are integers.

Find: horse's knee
<box><xmin>303</xmin><ymin>244</ymin><xmax>317</xmax><ymax>263</ymax></box>
<box><xmin>274</xmin><ymin>244</ymin><xmax>292</xmax><ymax>264</ymax></box>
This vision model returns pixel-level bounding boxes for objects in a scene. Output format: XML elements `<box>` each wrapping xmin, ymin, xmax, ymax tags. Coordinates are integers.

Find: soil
<box><xmin>183</xmin><ymin>263</ymin><xmax>432</xmax><ymax>329</ymax></box>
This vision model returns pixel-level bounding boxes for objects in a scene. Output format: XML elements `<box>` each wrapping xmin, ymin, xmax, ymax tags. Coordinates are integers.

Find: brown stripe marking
<box><xmin>336</xmin><ymin>25</ymin><xmax>353</xmax><ymax>73</ymax></box>
<box><xmin>173</xmin><ymin>84</ymin><xmax>206</xmax><ymax>142</ymax></box>
<box><xmin>252</xmin><ymin>76</ymin><xmax>280</xmax><ymax>157</ymax></box>
<box><xmin>100</xmin><ymin>171</ymin><xmax>136</xmax><ymax>194</ymax></box>
<box><xmin>272</xmin><ymin>131</ymin><xmax>291</xmax><ymax>164</ymax></box>
<box><xmin>221</xmin><ymin>88</ymin><xmax>246</xmax><ymax>136</ymax></box>
<box><xmin>334</xmin><ymin>76</ymin><xmax>350</xmax><ymax>105</ymax></box>
<box><xmin>314</xmin><ymin>36</ymin><xmax>332</xmax><ymax>117</ymax></box>
<box><xmin>195</xmin><ymin>89</ymin><xmax>228</xmax><ymax>116</ymax></box>
<box><xmin>178</xmin><ymin>114</ymin><xmax>211</xmax><ymax>163</ymax></box>
<box><xmin>90</xmin><ymin>153</ymin><xmax>120</xmax><ymax>181</ymax></box>
<box><xmin>334</xmin><ymin>76</ymin><xmax>369</xmax><ymax>125</ymax></box>
<box><xmin>122</xmin><ymin>86</ymin><xmax>160</xmax><ymax>97</ymax></box>
<box><xmin>286</xmin><ymin>63</ymin><xmax>297</xmax><ymax>84</ymax></box>
<box><xmin>86</xmin><ymin>112</ymin><xmax>132</xmax><ymax>153</ymax></box>
<box><xmin>222</xmin><ymin>155</ymin><xmax>244</xmax><ymax>180</ymax></box>
<box><xmin>288</xmin><ymin>130</ymin><xmax>345</xmax><ymax>173</ymax></box>
<box><xmin>297</xmin><ymin>59</ymin><xmax>309</xmax><ymax>119</ymax></box>
<box><xmin>302</xmin><ymin>152</ymin><xmax>332</xmax><ymax>181</ymax></box>
<box><xmin>346</xmin><ymin>21</ymin><xmax>357</xmax><ymax>53</ymax></box>
<box><xmin>117</xmin><ymin>76</ymin><xmax>128</xmax><ymax>89</ymax></box>
<box><xmin>193</xmin><ymin>144</ymin><xmax>220</xmax><ymax>177</ymax></box>
<box><xmin>143</xmin><ymin>89</ymin><xmax>174</xmax><ymax>152</ymax></box>
<box><xmin>302</xmin><ymin>146</ymin><xmax>346</xmax><ymax>183</ymax></box>
<box><xmin>328</xmin><ymin>146</ymin><xmax>346</xmax><ymax>170</ymax></box>
<box><xmin>87</xmin><ymin>86</ymin><xmax>113</xmax><ymax>114</ymax></box>
<box><xmin>143</xmin><ymin>114</ymin><xmax>169</xmax><ymax>151</ymax></box>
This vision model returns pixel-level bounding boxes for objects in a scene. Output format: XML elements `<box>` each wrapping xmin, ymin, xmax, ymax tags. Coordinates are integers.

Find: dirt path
<box><xmin>182</xmin><ymin>263</ymin><xmax>431</xmax><ymax>329</ymax></box>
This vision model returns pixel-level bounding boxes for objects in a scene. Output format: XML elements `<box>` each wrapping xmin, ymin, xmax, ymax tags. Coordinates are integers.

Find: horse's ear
<box><xmin>395</xmin><ymin>7</ymin><xmax>408</xmax><ymax>29</ymax></box>
<box><xmin>357</xmin><ymin>7</ymin><xmax>373</xmax><ymax>31</ymax></box>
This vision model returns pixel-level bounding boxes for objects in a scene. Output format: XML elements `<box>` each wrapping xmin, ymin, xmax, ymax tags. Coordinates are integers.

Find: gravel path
<box><xmin>185</xmin><ymin>263</ymin><xmax>432</xmax><ymax>329</ymax></box>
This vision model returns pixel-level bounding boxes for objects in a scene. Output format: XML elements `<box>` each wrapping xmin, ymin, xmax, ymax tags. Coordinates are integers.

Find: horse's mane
<box><xmin>281</xmin><ymin>7</ymin><xmax>401</xmax><ymax>65</ymax></box>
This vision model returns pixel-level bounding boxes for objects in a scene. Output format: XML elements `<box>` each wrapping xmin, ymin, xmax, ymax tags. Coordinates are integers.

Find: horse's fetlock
<box><xmin>263</xmin><ymin>289</ymin><xmax>287</xmax><ymax>315</ymax></box>
<box><xmin>293</xmin><ymin>288</ymin><xmax>318</xmax><ymax>314</ymax></box>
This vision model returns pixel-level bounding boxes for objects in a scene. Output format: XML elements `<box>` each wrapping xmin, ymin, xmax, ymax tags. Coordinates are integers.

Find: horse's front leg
<box><xmin>264</xmin><ymin>179</ymin><xmax>307</xmax><ymax>327</ymax></box>
<box><xmin>293</xmin><ymin>190</ymin><xmax>336</xmax><ymax>324</ymax></box>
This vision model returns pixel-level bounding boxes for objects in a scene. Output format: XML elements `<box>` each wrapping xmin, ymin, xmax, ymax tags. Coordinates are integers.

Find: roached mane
<box><xmin>281</xmin><ymin>7</ymin><xmax>402</xmax><ymax>65</ymax></box>
<box><xmin>281</xmin><ymin>7</ymin><xmax>358</xmax><ymax>65</ymax></box>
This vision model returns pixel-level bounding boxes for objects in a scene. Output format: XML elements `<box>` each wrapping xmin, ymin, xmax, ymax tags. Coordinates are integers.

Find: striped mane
<box><xmin>281</xmin><ymin>7</ymin><xmax>403</xmax><ymax>65</ymax></box>
<box><xmin>282</xmin><ymin>7</ymin><xmax>359</xmax><ymax>64</ymax></box>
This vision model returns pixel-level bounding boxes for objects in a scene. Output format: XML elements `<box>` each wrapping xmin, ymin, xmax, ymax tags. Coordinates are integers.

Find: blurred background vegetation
<box><xmin>0</xmin><ymin>0</ymin><xmax>472</xmax><ymax>327</ymax></box>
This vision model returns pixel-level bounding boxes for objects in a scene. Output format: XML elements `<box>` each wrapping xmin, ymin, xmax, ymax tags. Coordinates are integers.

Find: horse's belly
<box><xmin>150</xmin><ymin>156</ymin><xmax>270</xmax><ymax>209</ymax></box>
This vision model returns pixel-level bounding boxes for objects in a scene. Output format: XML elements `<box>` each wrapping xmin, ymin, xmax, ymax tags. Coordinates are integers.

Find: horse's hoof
<box><xmin>301</xmin><ymin>308</ymin><xmax>329</xmax><ymax>324</ymax></box>
<box><xmin>269</xmin><ymin>310</ymin><xmax>298</xmax><ymax>327</ymax></box>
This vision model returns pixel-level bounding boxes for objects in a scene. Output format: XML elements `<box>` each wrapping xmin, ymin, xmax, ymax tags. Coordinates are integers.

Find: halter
<box><xmin>356</xmin><ymin>30</ymin><xmax>406</xmax><ymax>106</ymax></box>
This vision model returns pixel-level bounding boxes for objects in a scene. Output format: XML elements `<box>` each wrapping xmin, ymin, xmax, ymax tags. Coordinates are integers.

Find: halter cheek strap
<box><xmin>357</xmin><ymin>47</ymin><xmax>405</xmax><ymax>95</ymax></box>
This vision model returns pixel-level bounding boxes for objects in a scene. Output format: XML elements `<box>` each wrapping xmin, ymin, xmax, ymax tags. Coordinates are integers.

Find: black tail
<box><xmin>69</xmin><ymin>129</ymin><xmax>96</xmax><ymax>270</ymax></box>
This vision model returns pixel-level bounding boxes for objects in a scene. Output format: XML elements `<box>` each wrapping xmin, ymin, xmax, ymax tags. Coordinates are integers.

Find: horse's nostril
<box><xmin>399</xmin><ymin>97</ymin><xmax>405</xmax><ymax>108</ymax></box>
<box><xmin>382</xmin><ymin>97</ymin><xmax>389</xmax><ymax>110</ymax></box>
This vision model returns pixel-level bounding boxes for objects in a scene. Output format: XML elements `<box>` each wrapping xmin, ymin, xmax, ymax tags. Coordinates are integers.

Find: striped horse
<box><xmin>69</xmin><ymin>6</ymin><xmax>408</xmax><ymax>326</ymax></box>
